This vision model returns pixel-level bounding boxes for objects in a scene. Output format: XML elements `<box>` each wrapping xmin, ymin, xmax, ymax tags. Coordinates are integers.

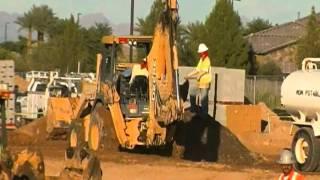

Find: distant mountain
<box><xmin>80</xmin><ymin>13</ymin><xmax>130</xmax><ymax>35</ymax></box>
<box><xmin>79</xmin><ymin>13</ymin><xmax>110</xmax><ymax>29</ymax></box>
<box><xmin>0</xmin><ymin>11</ymin><xmax>132</xmax><ymax>42</ymax></box>
<box><xmin>112</xmin><ymin>23</ymin><xmax>130</xmax><ymax>35</ymax></box>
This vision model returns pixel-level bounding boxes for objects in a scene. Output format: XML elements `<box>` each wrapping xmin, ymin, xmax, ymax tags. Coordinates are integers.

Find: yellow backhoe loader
<box><xmin>0</xmin><ymin>83</ymin><xmax>45</xmax><ymax>180</ymax></box>
<box><xmin>67</xmin><ymin>0</ymin><xmax>186</xmax><ymax>156</ymax></box>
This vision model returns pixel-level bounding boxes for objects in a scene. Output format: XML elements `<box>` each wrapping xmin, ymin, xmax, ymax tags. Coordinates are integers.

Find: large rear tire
<box><xmin>88</xmin><ymin>103</ymin><xmax>119</xmax><ymax>151</ymax></box>
<box><xmin>292</xmin><ymin>127</ymin><xmax>320</xmax><ymax>172</ymax></box>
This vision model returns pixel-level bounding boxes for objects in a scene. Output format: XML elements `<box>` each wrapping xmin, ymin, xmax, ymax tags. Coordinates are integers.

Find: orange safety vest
<box><xmin>278</xmin><ymin>170</ymin><xmax>304</xmax><ymax>180</ymax></box>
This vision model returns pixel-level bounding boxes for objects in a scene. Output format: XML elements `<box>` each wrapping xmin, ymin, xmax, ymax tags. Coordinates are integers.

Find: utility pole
<box><xmin>129</xmin><ymin>0</ymin><xmax>134</xmax><ymax>63</ymax></box>
<box><xmin>4</xmin><ymin>22</ymin><xmax>9</xmax><ymax>42</ymax></box>
<box><xmin>77</xmin><ymin>13</ymin><xmax>82</xmax><ymax>25</ymax></box>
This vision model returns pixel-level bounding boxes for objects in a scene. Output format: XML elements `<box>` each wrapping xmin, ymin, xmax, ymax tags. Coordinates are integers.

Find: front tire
<box><xmin>292</xmin><ymin>127</ymin><xmax>320</xmax><ymax>172</ymax></box>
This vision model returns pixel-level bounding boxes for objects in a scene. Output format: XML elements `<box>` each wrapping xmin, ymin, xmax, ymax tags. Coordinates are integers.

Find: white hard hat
<box><xmin>198</xmin><ymin>43</ymin><xmax>208</xmax><ymax>53</ymax></box>
<box><xmin>277</xmin><ymin>149</ymin><xmax>295</xmax><ymax>164</ymax></box>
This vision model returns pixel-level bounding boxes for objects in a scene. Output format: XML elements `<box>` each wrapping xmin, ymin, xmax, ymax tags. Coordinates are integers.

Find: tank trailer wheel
<box><xmin>292</xmin><ymin>127</ymin><xmax>320</xmax><ymax>172</ymax></box>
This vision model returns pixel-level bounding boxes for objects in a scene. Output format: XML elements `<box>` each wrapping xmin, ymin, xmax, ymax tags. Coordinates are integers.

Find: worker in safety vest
<box><xmin>185</xmin><ymin>43</ymin><xmax>212</xmax><ymax>114</ymax></box>
<box><xmin>277</xmin><ymin>149</ymin><xmax>304</xmax><ymax>180</ymax></box>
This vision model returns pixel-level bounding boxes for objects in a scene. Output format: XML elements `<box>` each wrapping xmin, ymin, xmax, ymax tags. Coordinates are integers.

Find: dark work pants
<box><xmin>190</xmin><ymin>87</ymin><xmax>209</xmax><ymax>114</ymax></box>
<box><xmin>200</xmin><ymin>88</ymin><xmax>209</xmax><ymax>114</ymax></box>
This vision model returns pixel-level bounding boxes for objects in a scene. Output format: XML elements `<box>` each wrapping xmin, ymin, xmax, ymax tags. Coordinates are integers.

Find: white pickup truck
<box><xmin>15</xmin><ymin>71</ymin><xmax>81</xmax><ymax>124</ymax></box>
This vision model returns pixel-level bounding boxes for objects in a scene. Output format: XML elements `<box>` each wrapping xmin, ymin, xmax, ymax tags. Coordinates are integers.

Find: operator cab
<box><xmin>102</xmin><ymin>35</ymin><xmax>152</xmax><ymax>118</ymax></box>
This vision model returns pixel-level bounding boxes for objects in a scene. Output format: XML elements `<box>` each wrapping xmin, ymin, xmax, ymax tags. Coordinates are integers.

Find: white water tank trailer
<box><xmin>281</xmin><ymin>57</ymin><xmax>320</xmax><ymax>172</ymax></box>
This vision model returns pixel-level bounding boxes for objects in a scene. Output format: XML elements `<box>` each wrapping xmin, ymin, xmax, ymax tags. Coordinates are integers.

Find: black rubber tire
<box><xmin>292</xmin><ymin>127</ymin><xmax>320</xmax><ymax>172</ymax></box>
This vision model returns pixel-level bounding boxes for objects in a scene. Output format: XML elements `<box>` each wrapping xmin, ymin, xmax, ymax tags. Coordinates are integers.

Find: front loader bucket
<box><xmin>46</xmin><ymin>97</ymin><xmax>79</xmax><ymax>137</ymax></box>
<box><xmin>11</xmin><ymin>149</ymin><xmax>45</xmax><ymax>180</ymax></box>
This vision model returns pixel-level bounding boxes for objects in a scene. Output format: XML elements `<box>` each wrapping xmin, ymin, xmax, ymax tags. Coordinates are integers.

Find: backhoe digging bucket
<box><xmin>11</xmin><ymin>149</ymin><xmax>45</xmax><ymax>180</ymax></box>
<box><xmin>88</xmin><ymin>103</ymin><xmax>117</xmax><ymax>151</ymax></box>
<box><xmin>60</xmin><ymin>147</ymin><xmax>102</xmax><ymax>180</ymax></box>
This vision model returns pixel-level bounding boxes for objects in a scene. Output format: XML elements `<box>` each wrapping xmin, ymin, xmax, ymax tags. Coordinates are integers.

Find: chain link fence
<box><xmin>245</xmin><ymin>75</ymin><xmax>286</xmax><ymax>110</ymax></box>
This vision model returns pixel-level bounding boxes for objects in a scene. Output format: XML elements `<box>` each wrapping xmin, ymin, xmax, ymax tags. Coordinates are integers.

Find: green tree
<box><xmin>0</xmin><ymin>48</ymin><xmax>15</xmax><ymax>59</ymax></box>
<box><xmin>46</xmin><ymin>18</ymin><xmax>68</xmax><ymax>39</ymax></box>
<box><xmin>16</xmin><ymin>5</ymin><xmax>57</xmax><ymax>49</ymax></box>
<box><xmin>29</xmin><ymin>15</ymin><xmax>89</xmax><ymax>72</ymax></box>
<box><xmin>179</xmin><ymin>22</ymin><xmax>207</xmax><ymax>65</ymax></box>
<box><xmin>205</xmin><ymin>0</ymin><xmax>249</xmax><ymax>69</ymax></box>
<box><xmin>25</xmin><ymin>14</ymin><xmax>113</xmax><ymax>72</ymax></box>
<box><xmin>296</xmin><ymin>6</ymin><xmax>320</xmax><ymax>67</ymax></box>
<box><xmin>257</xmin><ymin>61</ymin><xmax>282</xmax><ymax>75</ymax></box>
<box><xmin>244</xmin><ymin>18</ymin><xmax>272</xmax><ymax>36</ymax></box>
<box><xmin>30</xmin><ymin>5</ymin><xmax>57</xmax><ymax>42</ymax></box>
<box><xmin>136</xmin><ymin>0</ymin><xmax>165</xmax><ymax>35</ymax></box>
<box><xmin>16</xmin><ymin>11</ymin><xmax>34</xmax><ymax>48</ymax></box>
<box><xmin>55</xmin><ymin>15</ymin><xmax>89</xmax><ymax>72</ymax></box>
<box><xmin>0</xmin><ymin>37</ymin><xmax>27</xmax><ymax>54</ymax></box>
<box><xmin>83</xmin><ymin>23</ymin><xmax>113</xmax><ymax>71</ymax></box>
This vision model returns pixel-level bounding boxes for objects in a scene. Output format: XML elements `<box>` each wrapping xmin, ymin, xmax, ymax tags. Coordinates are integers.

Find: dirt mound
<box><xmin>8</xmin><ymin>117</ymin><xmax>48</xmax><ymax>146</ymax></box>
<box><xmin>99</xmin><ymin>108</ymin><xmax>258</xmax><ymax>165</ymax></box>
<box><xmin>224</xmin><ymin>103</ymin><xmax>292</xmax><ymax>156</ymax></box>
<box><xmin>180</xmin><ymin>111</ymin><xmax>258</xmax><ymax>165</ymax></box>
<box><xmin>241</xmin><ymin>103</ymin><xmax>292</xmax><ymax>155</ymax></box>
<box><xmin>14</xmin><ymin>75</ymin><xmax>29</xmax><ymax>92</ymax></box>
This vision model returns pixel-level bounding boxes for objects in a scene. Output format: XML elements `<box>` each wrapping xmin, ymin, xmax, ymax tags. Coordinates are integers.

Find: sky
<box><xmin>0</xmin><ymin>0</ymin><xmax>319</xmax><ymax>25</ymax></box>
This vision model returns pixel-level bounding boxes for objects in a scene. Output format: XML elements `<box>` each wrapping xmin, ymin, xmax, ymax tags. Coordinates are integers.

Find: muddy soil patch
<box><xmin>180</xmin><ymin>111</ymin><xmax>259</xmax><ymax>166</ymax></box>
<box><xmin>8</xmin><ymin>117</ymin><xmax>47</xmax><ymax>146</ymax></box>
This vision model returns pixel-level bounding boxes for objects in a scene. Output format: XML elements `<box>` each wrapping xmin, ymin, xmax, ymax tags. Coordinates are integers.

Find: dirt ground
<box><xmin>6</xmin><ymin>112</ymin><xmax>320</xmax><ymax>179</ymax></box>
<box><xmin>8</xmin><ymin>130</ymin><xmax>320</xmax><ymax>180</ymax></box>
<box><xmin>9</xmin><ymin>141</ymin><xmax>320</xmax><ymax>180</ymax></box>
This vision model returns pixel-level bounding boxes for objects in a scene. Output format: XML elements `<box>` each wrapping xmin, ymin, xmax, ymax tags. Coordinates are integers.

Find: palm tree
<box><xmin>135</xmin><ymin>0</ymin><xmax>164</xmax><ymax>35</ymax></box>
<box><xmin>178</xmin><ymin>21</ymin><xmax>207</xmax><ymax>65</ymax></box>
<box><xmin>16</xmin><ymin>11</ymin><xmax>34</xmax><ymax>49</ymax></box>
<box><xmin>30</xmin><ymin>5</ymin><xmax>57</xmax><ymax>42</ymax></box>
